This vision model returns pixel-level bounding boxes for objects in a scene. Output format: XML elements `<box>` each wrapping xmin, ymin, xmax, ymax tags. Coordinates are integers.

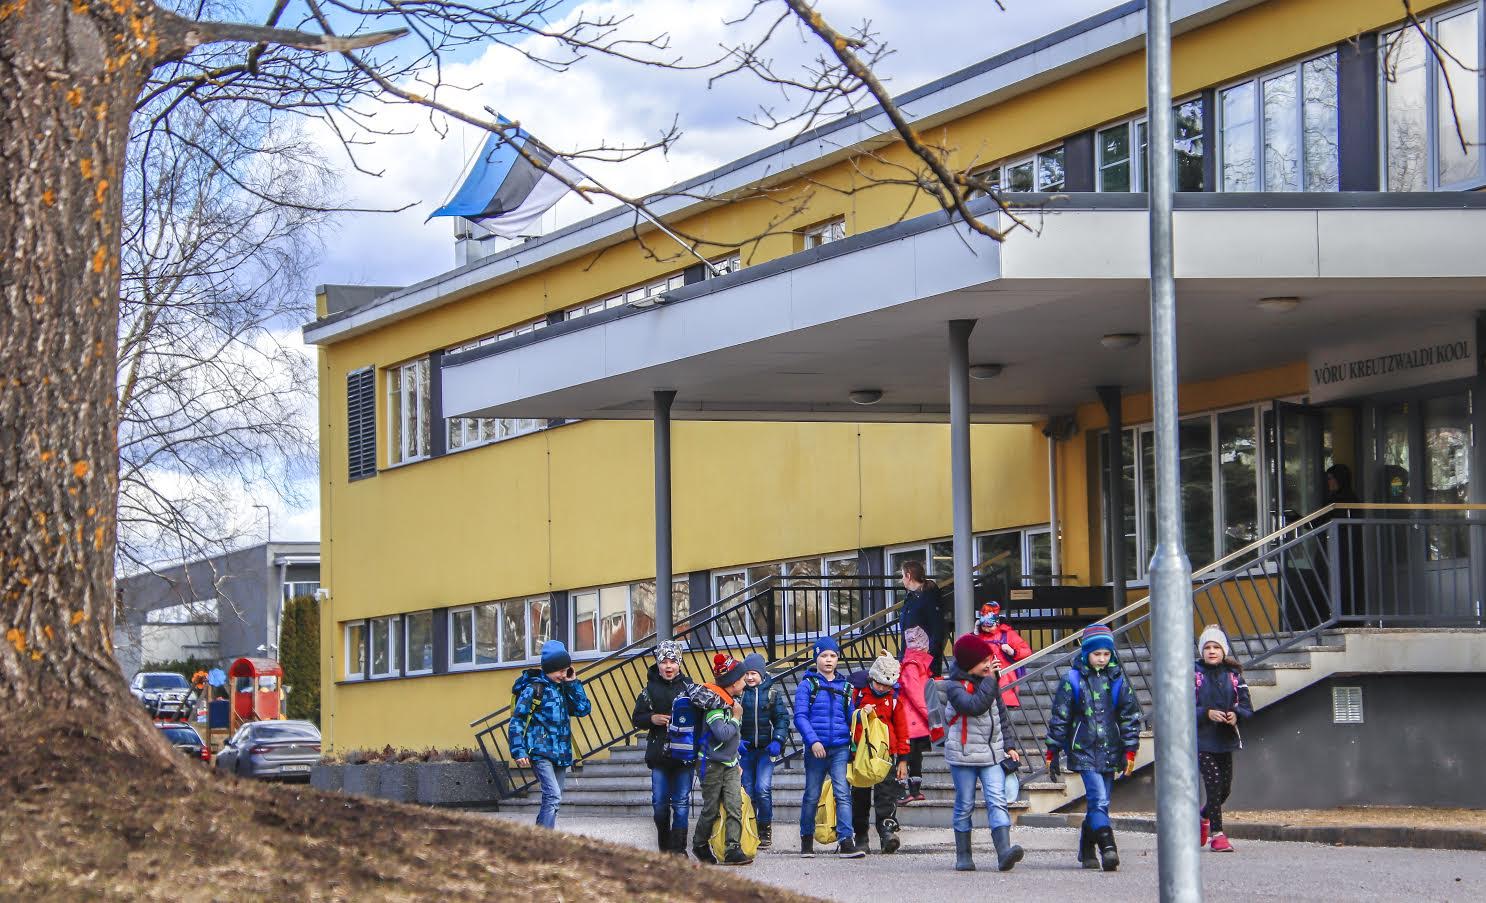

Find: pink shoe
<box><xmin>1200</xmin><ymin>818</ymin><xmax>1210</xmax><ymax>848</ymax></box>
<box><xmin>1210</xmin><ymin>833</ymin><xmax>1234</xmax><ymax>852</ymax></box>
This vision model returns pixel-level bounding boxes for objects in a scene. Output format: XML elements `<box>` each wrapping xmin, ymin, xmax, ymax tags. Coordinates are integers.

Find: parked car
<box><xmin>156</xmin><ymin>722</ymin><xmax>211</xmax><ymax>763</ymax></box>
<box><xmin>214</xmin><ymin>720</ymin><xmax>321</xmax><ymax>781</ymax></box>
<box><xmin>130</xmin><ymin>672</ymin><xmax>197</xmax><ymax>722</ymax></box>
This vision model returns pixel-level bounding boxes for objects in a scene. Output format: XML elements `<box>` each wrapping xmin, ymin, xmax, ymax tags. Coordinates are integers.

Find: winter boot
<box><xmin>654</xmin><ymin>814</ymin><xmax>671</xmax><ymax>852</ymax></box>
<box><xmin>837</xmin><ymin>837</ymin><xmax>866</xmax><ymax>859</ymax></box>
<box><xmin>991</xmin><ymin>826</ymin><xmax>1024</xmax><ymax>872</ymax></box>
<box><xmin>907</xmin><ymin>778</ymin><xmax>925</xmax><ymax>803</ymax></box>
<box><xmin>953</xmin><ymin>830</ymin><xmax>976</xmax><ymax>871</ymax></box>
<box><xmin>692</xmin><ymin>841</ymin><xmax>717</xmax><ymax>865</ymax></box>
<box><xmin>722</xmin><ymin>846</ymin><xmax>755</xmax><ymax>866</ymax></box>
<box><xmin>666</xmin><ymin>828</ymin><xmax>688</xmax><ymax>856</ymax></box>
<box><xmin>878</xmin><ymin>819</ymin><xmax>901</xmax><ymax>854</ymax></box>
<box><xmin>854</xmin><ymin>832</ymin><xmax>871</xmax><ymax>854</ymax></box>
<box><xmin>1094</xmin><ymin>825</ymin><xmax>1120</xmax><ymax>872</ymax></box>
<box><xmin>799</xmin><ymin>835</ymin><xmax>815</xmax><ymax>859</ymax></box>
<box><xmin>1200</xmin><ymin>817</ymin><xmax>1211</xmax><ymax>848</ymax></box>
<box><xmin>757</xmin><ymin>823</ymin><xmax>773</xmax><ymax>849</ymax></box>
<box><xmin>1077</xmin><ymin>822</ymin><xmax>1100</xmax><ymax>869</ymax></box>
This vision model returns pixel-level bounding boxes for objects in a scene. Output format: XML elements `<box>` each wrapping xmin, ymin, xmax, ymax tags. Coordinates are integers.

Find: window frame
<box><xmin>368</xmin><ymin>615</ymin><xmax>401</xmax><ymax>679</ymax></box>
<box><xmin>1379</xmin><ymin>2</ymin><xmax>1486</xmax><ymax>192</ymax></box>
<box><xmin>387</xmin><ymin>358</ymin><xmax>431</xmax><ymax>466</ymax></box>
<box><xmin>972</xmin><ymin>144</ymin><xmax>1066</xmax><ymax>195</ymax></box>
<box><xmin>1096</xmin><ymin>96</ymin><xmax>1207</xmax><ymax>192</ymax></box>
<box><xmin>446</xmin><ymin>318</ymin><xmax>550</xmax><ymax>452</ymax></box>
<box><xmin>343</xmin><ymin>620</ymin><xmax>366</xmax><ymax>681</ymax></box>
<box><xmin>801</xmin><ymin>217</ymin><xmax>846</xmax><ymax>249</ymax></box>
<box><xmin>448</xmin><ymin>596</ymin><xmax>548</xmax><ymax>672</ymax></box>
<box><xmin>404</xmin><ymin>610</ymin><xmax>435</xmax><ymax>676</ymax></box>
<box><xmin>448</xmin><ymin>606</ymin><xmax>476</xmax><ymax>671</ymax></box>
<box><xmin>1216</xmin><ymin>50</ymin><xmax>1341</xmax><ymax>192</ymax></box>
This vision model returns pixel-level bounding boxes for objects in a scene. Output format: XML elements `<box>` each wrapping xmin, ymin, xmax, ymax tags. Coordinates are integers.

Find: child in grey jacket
<box><xmin>688</xmin><ymin>652</ymin><xmax>764</xmax><ymax>866</ymax></box>
<box><xmin>943</xmin><ymin>634</ymin><xmax>1024</xmax><ymax>872</ymax></box>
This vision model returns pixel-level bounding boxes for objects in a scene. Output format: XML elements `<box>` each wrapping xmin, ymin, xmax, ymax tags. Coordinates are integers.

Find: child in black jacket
<box><xmin>630</xmin><ymin>639</ymin><xmax>695</xmax><ymax>854</ymax></box>
<box><xmin>1194</xmin><ymin>625</ymin><xmax>1252</xmax><ymax>853</ymax></box>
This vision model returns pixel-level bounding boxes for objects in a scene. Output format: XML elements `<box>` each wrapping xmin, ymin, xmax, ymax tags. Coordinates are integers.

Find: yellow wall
<box><xmin>316</xmin><ymin>0</ymin><xmax>1441</xmax><ymax>750</ymax></box>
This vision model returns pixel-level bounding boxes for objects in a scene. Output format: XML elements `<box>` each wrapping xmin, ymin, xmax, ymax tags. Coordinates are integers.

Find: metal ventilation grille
<box><xmin>1332</xmin><ymin>686</ymin><xmax>1364</xmax><ymax>724</ymax></box>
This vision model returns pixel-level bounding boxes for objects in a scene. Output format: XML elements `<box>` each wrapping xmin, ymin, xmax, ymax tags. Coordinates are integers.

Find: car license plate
<box><xmin>281</xmin><ymin>764</ymin><xmax>311</xmax><ymax>772</ymax></box>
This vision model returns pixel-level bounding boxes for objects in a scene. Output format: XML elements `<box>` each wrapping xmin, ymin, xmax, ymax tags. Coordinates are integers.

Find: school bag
<box><xmin>709</xmin><ymin>788</ymin><xmax>762</xmax><ymax>860</ymax></box>
<box><xmin>814</xmin><ymin>777</ymin><xmax>838</xmax><ymax>845</ymax></box>
<box><xmin>1066</xmin><ymin>667</ymin><xmax>1124</xmax><ymax>710</ymax></box>
<box><xmin>922</xmin><ymin>677</ymin><xmax>975</xmax><ymax>746</ymax></box>
<box><xmin>664</xmin><ymin>693</ymin><xmax>702</xmax><ymax>764</ymax></box>
<box><xmin>847</xmin><ymin>707</ymin><xmax>893</xmax><ymax>788</ymax></box>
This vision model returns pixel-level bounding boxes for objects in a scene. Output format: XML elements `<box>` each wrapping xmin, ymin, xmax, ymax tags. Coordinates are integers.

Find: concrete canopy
<box><xmin>441</xmin><ymin>193</ymin><xmax>1486</xmax><ymax>424</ymax></box>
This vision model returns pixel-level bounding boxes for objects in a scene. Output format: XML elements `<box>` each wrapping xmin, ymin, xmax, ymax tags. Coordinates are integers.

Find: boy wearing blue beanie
<box><xmin>794</xmin><ymin>635</ymin><xmax>865</xmax><ymax>859</ymax></box>
<box><xmin>510</xmin><ymin>639</ymin><xmax>591</xmax><ymax>829</ymax></box>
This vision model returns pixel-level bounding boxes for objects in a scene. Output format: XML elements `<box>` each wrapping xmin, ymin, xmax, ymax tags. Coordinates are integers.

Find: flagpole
<box><xmin>482</xmin><ymin>108</ymin><xmax>722</xmax><ymax>278</ymax></box>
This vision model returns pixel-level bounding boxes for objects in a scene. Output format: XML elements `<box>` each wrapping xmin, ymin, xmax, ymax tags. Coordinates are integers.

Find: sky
<box><xmin>263</xmin><ymin>0</ymin><xmax>1117</xmax><ymax>545</ymax></box>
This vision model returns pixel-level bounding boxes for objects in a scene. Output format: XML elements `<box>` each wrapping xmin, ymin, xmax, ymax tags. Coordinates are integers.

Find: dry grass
<box><xmin>0</xmin><ymin>717</ymin><xmax>817</xmax><ymax>902</ymax></box>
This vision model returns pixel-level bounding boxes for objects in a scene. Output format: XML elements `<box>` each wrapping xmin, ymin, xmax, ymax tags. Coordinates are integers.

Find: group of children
<box><xmin>507</xmin><ymin>607</ymin><xmax>1252</xmax><ymax>871</ymax></box>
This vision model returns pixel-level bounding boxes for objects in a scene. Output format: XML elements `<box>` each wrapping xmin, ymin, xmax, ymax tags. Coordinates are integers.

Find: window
<box><xmin>282</xmin><ymin>581</ymin><xmax>319</xmax><ymax>601</ymax></box>
<box><xmin>802</xmin><ymin>218</ymin><xmax>846</xmax><ymax>249</ymax></box>
<box><xmin>369</xmin><ymin>615</ymin><xmax>401</xmax><ymax>678</ymax></box>
<box><xmin>344</xmin><ymin>621</ymin><xmax>366</xmax><ymax>680</ymax></box>
<box><xmin>346</xmin><ymin>367</ymin><xmax>377</xmax><ymax>480</ymax></box>
<box><xmin>566</xmin><ymin>273</ymin><xmax>687</xmax><ymax>321</ymax></box>
<box><xmin>388</xmin><ymin>358</ymin><xmax>431</xmax><ymax>465</ymax></box>
<box><xmin>450</xmin><ymin>596</ymin><xmax>550</xmax><ymax>670</ymax></box>
<box><xmin>405</xmin><ymin>610</ymin><xmax>434</xmax><ymax>675</ymax></box>
<box><xmin>569</xmin><ymin>582</ymin><xmax>661</xmax><ymax>654</ymax></box>
<box><xmin>1219</xmin><ymin>53</ymin><xmax>1339</xmax><ymax>192</ymax></box>
<box><xmin>710</xmin><ymin>253</ymin><xmax>743</xmax><ymax>276</ymax></box>
<box><xmin>974</xmin><ymin>146</ymin><xmax>1066</xmax><ymax>194</ymax></box>
<box><xmin>1098</xmin><ymin>99</ymin><xmax>1206</xmax><ymax>192</ymax></box>
<box><xmin>1382</xmin><ymin>4</ymin><xmax>1484</xmax><ymax>191</ymax></box>
<box><xmin>1101</xmin><ymin>405</ymin><xmax>1268</xmax><ymax>581</ymax></box>
<box><xmin>711</xmin><ymin>553</ymin><xmax>864</xmax><ymax>638</ymax></box>
<box><xmin>447</xmin><ymin>318</ymin><xmax>549</xmax><ymax>451</ymax></box>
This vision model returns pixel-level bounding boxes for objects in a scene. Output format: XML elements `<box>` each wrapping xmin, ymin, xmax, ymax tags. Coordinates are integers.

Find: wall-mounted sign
<box><xmin>1308</xmin><ymin>324</ymin><xmax>1476</xmax><ymax>403</ymax></box>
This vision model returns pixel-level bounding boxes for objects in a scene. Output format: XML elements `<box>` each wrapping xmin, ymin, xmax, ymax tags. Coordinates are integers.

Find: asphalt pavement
<box><xmin>484</xmin><ymin>811</ymin><xmax>1485</xmax><ymax>901</ymax></box>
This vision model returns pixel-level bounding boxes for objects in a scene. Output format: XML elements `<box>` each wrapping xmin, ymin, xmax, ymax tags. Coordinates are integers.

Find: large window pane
<box><xmin>1038</xmin><ymin>147</ymin><xmax>1066</xmax><ymax>191</ymax></box>
<box><xmin>930</xmin><ymin>540</ymin><xmax>955</xmax><ymax>581</ymax></box>
<box><xmin>1007</xmin><ymin>160</ymin><xmax>1035</xmax><ymax>192</ymax></box>
<box><xmin>1175</xmin><ymin>99</ymin><xmax>1206</xmax><ymax>191</ymax></box>
<box><xmin>1098</xmin><ymin>124</ymin><xmax>1132</xmax><ymax>191</ymax></box>
<box><xmin>389</xmin><ymin>618</ymin><xmax>401</xmax><ymax>673</ymax></box>
<box><xmin>631</xmin><ymin>581</ymin><xmax>657</xmax><ymax>642</ymax></box>
<box><xmin>598</xmin><ymin>585</ymin><xmax>629</xmax><ymax>651</ymax></box>
<box><xmin>451</xmin><ymin>610</ymin><xmax>473</xmax><ymax>665</ymax></box>
<box><xmin>572</xmin><ymin>591</ymin><xmax>598</xmax><ymax>653</ymax></box>
<box><xmin>1222</xmin><ymin>82</ymin><xmax>1257</xmax><ymax>191</ymax></box>
<box><xmin>1437</xmin><ymin>10</ymin><xmax>1481</xmax><ymax>186</ymax></box>
<box><xmin>474</xmin><ymin>603</ymin><xmax>499</xmax><ymax>665</ymax></box>
<box><xmin>500</xmin><ymin>599</ymin><xmax>526</xmax><ymax>662</ymax></box>
<box><xmin>784</xmin><ymin>558</ymin><xmax>822</xmax><ymax>636</ymax></box>
<box><xmin>977</xmin><ymin>532</ymin><xmax>1023</xmax><ymax>586</ymax></box>
<box><xmin>370</xmin><ymin>619</ymin><xmax>389</xmax><ymax>675</ymax></box>
<box><xmin>347</xmin><ymin>622</ymin><xmax>366</xmax><ymax>677</ymax></box>
<box><xmin>1028</xmin><ymin>531</ymin><xmax>1053</xmax><ymax>578</ymax></box>
<box><xmin>528</xmin><ymin>597</ymin><xmax>552</xmax><ymax>658</ymax></box>
<box><xmin>1302</xmin><ymin>54</ymin><xmax>1340</xmax><ymax>190</ymax></box>
<box><xmin>1383</xmin><ymin>27</ymin><xmax>1429</xmax><ymax>192</ymax></box>
<box><xmin>1218</xmin><ymin>410</ymin><xmax>1260</xmax><ymax>557</ymax></box>
<box><xmin>406</xmin><ymin>611</ymin><xmax>433</xmax><ymax>672</ymax></box>
<box><xmin>748</xmin><ymin>564</ymin><xmax>782</xmax><ymax>637</ymax></box>
<box><xmin>1141</xmin><ymin>430</ymin><xmax>1156</xmax><ymax>575</ymax></box>
<box><xmin>1180</xmin><ymin>416</ymin><xmax>1216</xmax><ymax>567</ymax></box>
<box><xmin>671</xmin><ymin>580</ymin><xmax>691</xmax><ymax>625</ymax></box>
<box><xmin>825</xmin><ymin>557</ymin><xmax>861</xmax><ymax>631</ymax></box>
<box><xmin>1263</xmin><ymin>72</ymin><xmax>1301</xmax><ymax>191</ymax></box>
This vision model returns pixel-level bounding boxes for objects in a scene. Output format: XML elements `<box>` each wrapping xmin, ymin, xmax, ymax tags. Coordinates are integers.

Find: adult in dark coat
<box><xmin>897</xmin><ymin>559</ymin><xmax>945</xmax><ymax>676</ymax></box>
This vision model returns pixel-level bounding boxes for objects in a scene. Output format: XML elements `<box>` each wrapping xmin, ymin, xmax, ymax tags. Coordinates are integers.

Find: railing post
<box><xmin>1327</xmin><ymin>521</ymin><xmax>1342</xmax><ymax>626</ymax></box>
<box><xmin>766</xmin><ymin>586</ymin><xmax>777</xmax><ymax>662</ymax></box>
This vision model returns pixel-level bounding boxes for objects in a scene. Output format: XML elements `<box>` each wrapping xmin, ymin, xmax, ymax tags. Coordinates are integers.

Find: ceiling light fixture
<box><xmin>628</xmin><ymin>293</ymin><xmax>670</xmax><ymax>310</ymax></box>
<box><xmin>1257</xmin><ymin>296</ymin><xmax>1301</xmax><ymax>313</ymax></box>
<box><xmin>1100</xmin><ymin>333</ymin><xmax>1142</xmax><ymax>349</ymax></box>
<box><xmin>969</xmin><ymin>363</ymin><xmax>1005</xmax><ymax>380</ymax></box>
<box><xmin>849</xmin><ymin>389</ymin><xmax>883</xmax><ymax>405</ymax></box>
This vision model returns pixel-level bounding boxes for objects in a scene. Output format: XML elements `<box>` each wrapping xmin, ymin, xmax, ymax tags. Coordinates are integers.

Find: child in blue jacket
<box><xmin>509</xmin><ymin>640</ymin><xmax>592</xmax><ymax>830</ymax></box>
<box><xmin>1044</xmin><ymin>624</ymin><xmax>1143</xmax><ymax>871</ymax></box>
<box><xmin>794</xmin><ymin>636</ymin><xmax>865</xmax><ymax>859</ymax></box>
<box><xmin>738</xmin><ymin>657</ymin><xmax>789</xmax><ymax>849</ymax></box>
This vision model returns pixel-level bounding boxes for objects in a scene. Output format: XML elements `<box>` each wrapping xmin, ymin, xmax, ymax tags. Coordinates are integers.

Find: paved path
<box><xmin>485</xmin><ymin>812</ymin><xmax>1485</xmax><ymax>901</ymax></box>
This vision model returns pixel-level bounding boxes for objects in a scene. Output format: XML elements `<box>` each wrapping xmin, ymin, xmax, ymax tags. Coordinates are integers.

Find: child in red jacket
<box><xmin>848</xmin><ymin>653</ymin><xmax>910</xmax><ymax>853</ymax></box>
<box><xmin>898</xmin><ymin>626</ymin><xmax>934</xmax><ymax>804</ymax></box>
<box><xmin>976</xmin><ymin>603</ymin><xmax>1032</xmax><ymax>708</ymax></box>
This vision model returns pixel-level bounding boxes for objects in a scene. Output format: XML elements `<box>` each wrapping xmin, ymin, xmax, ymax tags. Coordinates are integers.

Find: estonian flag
<box><xmin>429</xmin><ymin>118</ymin><xmax>584</xmax><ymax>238</ymax></box>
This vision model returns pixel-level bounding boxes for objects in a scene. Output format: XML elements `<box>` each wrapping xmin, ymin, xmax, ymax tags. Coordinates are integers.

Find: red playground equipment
<box><xmin>227</xmin><ymin>657</ymin><xmax>284</xmax><ymax>731</ymax></box>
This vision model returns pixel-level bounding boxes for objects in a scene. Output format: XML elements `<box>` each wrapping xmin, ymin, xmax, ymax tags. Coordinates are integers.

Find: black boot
<box><xmin>854</xmin><ymin>830</ymin><xmax>871</xmax><ymax>854</ymax></box>
<box><xmin>991</xmin><ymin>826</ymin><xmax>1024</xmax><ymax>872</ymax></box>
<box><xmin>799</xmin><ymin>835</ymin><xmax>815</xmax><ymax>859</ymax></box>
<box><xmin>722</xmin><ymin>846</ymin><xmax>754</xmax><ymax>866</ymax></box>
<box><xmin>1077</xmin><ymin>822</ymin><xmax>1100</xmax><ymax>869</ymax></box>
<box><xmin>953</xmin><ymin>830</ymin><xmax>975</xmax><ymax>871</ymax></box>
<box><xmin>692</xmin><ymin>838</ymin><xmax>717</xmax><ymax>865</ymax></box>
<box><xmin>654</xmin><ymin>814</ymin><xmax>671</xmax><ymax>852</ymax></box>
<box><xmin>837</xmin><ymin>837</ymin><xmax>866</xmax><ymax>859</ymax></box>
<box><xmin>878</xmin><ymin>817</ymin><xmax>901</xmax><ymax>854</ymax></box>
<box><xmin>667</xmin><ymin>828</ymin><xmax>688</xmax><ymax>856</ymax></box>
<box><xmin>757</xmin><ymin>823</ymin><xmax>772</xmax><ymax>849</ymax></box>
<box><xmin>1094</xmin><ymin>825</ymin><xmax>1120</xmax><ymax>872</ymax></box>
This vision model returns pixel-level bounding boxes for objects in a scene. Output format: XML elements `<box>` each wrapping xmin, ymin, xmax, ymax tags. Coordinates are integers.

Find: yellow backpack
<box><xmin>709</xmin><ymin>788</ymin><xmax>761</xmax><ymax>859</ymax></box>
<box><xmin>814</xmin><ymin>777</ymin><xmax>838</xmax><ymax>845</ymax></box>
<box><xmin>847</xmin><ymin>707</ymin><xmax>893</xmax><ymax>788</ymax></box>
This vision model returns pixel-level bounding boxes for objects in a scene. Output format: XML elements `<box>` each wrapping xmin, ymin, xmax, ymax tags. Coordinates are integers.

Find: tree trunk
<box><xmin>0</xmin><ymin>0</ymin><xmax>178</xmax><ymax>764</ymax></box>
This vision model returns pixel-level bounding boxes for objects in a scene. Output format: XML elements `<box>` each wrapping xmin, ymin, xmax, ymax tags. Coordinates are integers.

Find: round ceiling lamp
<box><xmin>1100</xmin><ymin>333</ymin><xmax>1142</xmax><ymax>349</ymax></box>
<box><xmin>848</xmin><ymin>389</ymin><xmax>883</xmax><ymax>405</ymax></box>
<box><xmin>969</xmin><ymin>363</ymin><xmax>1005</xmax><ymax>380</ymax></box>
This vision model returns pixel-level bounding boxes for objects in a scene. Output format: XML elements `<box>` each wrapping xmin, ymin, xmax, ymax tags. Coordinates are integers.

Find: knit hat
<box><xmin>1197</xmin><ymin>624</ymin><xmax>1231</xmax><ymax>658</ymax></box>
<box><xmin>737</xmin><ymin>652</ymin><xmax>768</xmax><ymax>681</ymax></box>
<box><xmin>540</xmin><ymin>639</ymin><xmax>571</xmax><ymax>674</ymax></box>
<box><xmin>812</xmin><ymin>636</ymin><xmax>841</xmax><ymax>659</ymax></box>
<box><xmin>904</xmin><ymin>625</ymin><xmax>930</xmax><ymax>651</ymax></box>
<box><xmin>976</xmin><ymin>601</ymin><xmax>1002</xmax><ymax>632</ymax></box>
<box><xmin>712</xmin><ymin>653</ymin><xmax>742</xmax><ymax>684</ymax></box>
<box><xmin>654</xmin><ymin>639</ymin><xmax>685</xmax><ymax>664</ymax></box>
<box><xmin>952</xmin><ymin>633</ymin><xmax>993</xmax><ymax>673</ymax></box>
<box><xmin>867</xmin><ymin>653</ymin><xmax>900</xmax><ymax>686</ymax></box>
<box><xmin>1080</xmin><ymin>624</ymin><xmax>1116</xmax><ymax>656</ymax></box>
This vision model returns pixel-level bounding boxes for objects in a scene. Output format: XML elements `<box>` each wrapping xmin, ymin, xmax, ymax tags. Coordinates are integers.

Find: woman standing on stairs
<box><xmin>898</xmin><ymin>560</ymin><xmax>946</xmax><ymax>677</ymax></box>
<box><xmin>630</xmin><ymin>640</ymin><xmax>695</xmax><ymax>855</ymax></box>
<box><xmin>1195</xmin><ymin>625</ymin><xmax>1252</xmax><ymax>853</ymax></box>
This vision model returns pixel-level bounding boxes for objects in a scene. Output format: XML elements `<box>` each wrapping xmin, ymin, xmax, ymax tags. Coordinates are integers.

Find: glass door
<box><xmin>1421</xmin><ymin>394</ymin><xmax>1473</xmax><ymax>620</ymax></box>
<box><xmin>1266</xmin><ymin>402</ymin><xmax>1329</xmax><ymax>630</ymax></box>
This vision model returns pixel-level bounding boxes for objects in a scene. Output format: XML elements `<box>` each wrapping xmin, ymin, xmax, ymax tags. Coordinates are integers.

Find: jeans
<box><xmin>1079</xmin><ymin>770</ymin><xmax>1115</xmax><ymax>831</ymax></box>
<box><xmin>949</xmin><ymin>763</ymin><xmax>1011</xmax><ymax>833</ymax></box>
<box><xmin>739</xmin><ymin>748</ymin><xmax>776</xmax><ymax>826</ymax></box>
<box><xmin>800</xmin><ymin>745</ymin><xmax>854</xmax><ymax>840</ymax></box>
<box><xmin>650</xmin><ymin>765</ymin><xmax>693</xmax><ymax>834</ymax></box>
<box><xmin>694</xmin><ymin>760</ymin><xmax>745</xmax><ymax>853</ymax></box>
<box><xmin>532</xmin><ymin>757</ymin><xmax>567</xmax><ymax>829</ymax></box>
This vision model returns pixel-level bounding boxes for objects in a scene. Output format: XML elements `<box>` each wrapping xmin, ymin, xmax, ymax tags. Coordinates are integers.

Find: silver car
<box><xmin>214</xmin><ymin>720</ymin><xmax>321</xmax><ymax>781</ymax></box>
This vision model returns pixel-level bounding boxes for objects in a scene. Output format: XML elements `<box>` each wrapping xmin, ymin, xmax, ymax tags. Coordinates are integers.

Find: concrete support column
<box><xmin>654</xmin><ymin>390</ymin><xmax>676</xmax><ymax>640</ymax></box>
<box><xmin>1098</xmin><ymin>386</ymin><xmax>1127</xmax><ymax>605</ymax></box>
<box><xmin>1046</xmin><ymin>435</ymin><xmax>1062</xmax><ymax>583</ymax></box>
<box><xmin>948</xmin><ymin>320</ymin><xmax>976</xmax><ymax>638</ymax></box>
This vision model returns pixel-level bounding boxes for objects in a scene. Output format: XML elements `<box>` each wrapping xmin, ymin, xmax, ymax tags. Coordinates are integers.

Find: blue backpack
<box><xmin>665</xmin><ymin>693</ymin><xmax>703</xmax><ymax>764</ymax></box>
<box><xmin>1067</xmin><ymin>667</ymin><xmax>1124</xmax><ymax>710</ymax></box>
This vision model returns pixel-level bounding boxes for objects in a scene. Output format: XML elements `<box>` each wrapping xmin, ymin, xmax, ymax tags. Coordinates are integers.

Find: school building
<box><xmin>305</xmin><ymin>0</ymin><xmax>1486</xmax><ymax>810</ymax></box>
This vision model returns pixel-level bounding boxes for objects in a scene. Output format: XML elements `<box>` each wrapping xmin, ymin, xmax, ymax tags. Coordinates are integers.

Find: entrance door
<box><xmin>1265</xmin><ymin>402</ymin><xmax>1330</xmax><ymax>631</ymax></box>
